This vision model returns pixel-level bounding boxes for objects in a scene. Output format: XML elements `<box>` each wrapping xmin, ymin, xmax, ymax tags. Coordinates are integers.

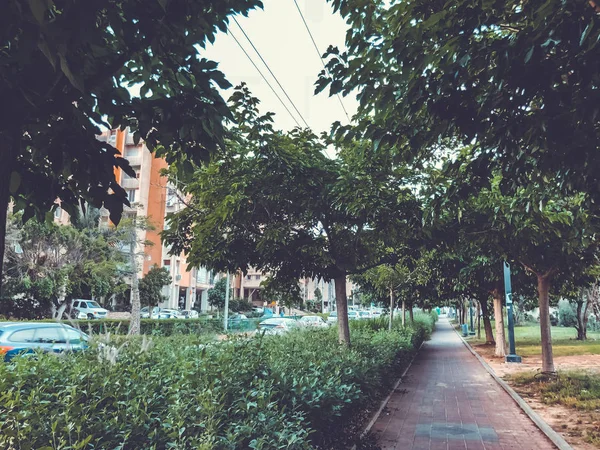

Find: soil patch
<box><xmin>471</xmin><ymin>343</ymin><xmax>600</xmax><ymax>449</ymax></box>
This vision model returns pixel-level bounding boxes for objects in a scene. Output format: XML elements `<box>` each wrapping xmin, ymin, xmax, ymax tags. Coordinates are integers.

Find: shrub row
<box><xmin>0</xmin><ymin>312</ymin><xmax>437</xmax><ymax>449</ymax></box>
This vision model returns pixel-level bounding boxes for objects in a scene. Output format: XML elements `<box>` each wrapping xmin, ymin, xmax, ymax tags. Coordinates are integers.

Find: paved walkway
<box><xmin>372</xmin><ymin>318</ymin><xmax>556</xmax><ymax>450</ymax></box>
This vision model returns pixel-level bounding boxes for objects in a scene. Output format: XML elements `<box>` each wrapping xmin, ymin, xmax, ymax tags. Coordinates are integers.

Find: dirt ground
<box><xmin>472</xmin><ymin>343</ymin><xmax>600</xmax><ymax>450</ymax></box>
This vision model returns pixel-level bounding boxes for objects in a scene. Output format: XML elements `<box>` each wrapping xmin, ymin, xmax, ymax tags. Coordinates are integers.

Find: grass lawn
<box><xmin>461</xmin><ymin>321</ymin><xmax>600</xmax><ymax>357</ymax></box>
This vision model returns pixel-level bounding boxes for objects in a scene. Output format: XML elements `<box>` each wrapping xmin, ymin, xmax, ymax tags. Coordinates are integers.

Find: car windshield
<box><xmin>87</xmin><ymin>301</ymin><xmax>102</xmax><ymax>308</ymax></box>
<box><xmin>329</xmin><ymin>312</ymin><xmax>337</xmax><ymax>317</ymax></box>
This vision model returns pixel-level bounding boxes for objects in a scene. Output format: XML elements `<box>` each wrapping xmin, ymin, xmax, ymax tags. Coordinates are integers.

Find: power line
<box><xmin>229</xmin><ymin>29</ymin><xmax>301</xmax><ymax>128</ymax></box>
<box><xmin>291</xmin><ymin>0</ymin><xmax>351</xmax><ymax>122</ymax></box>
<box><xmin>232</xmin><ymin>16</ymin><xmax>311</xmax><ymax>129</ymax></box>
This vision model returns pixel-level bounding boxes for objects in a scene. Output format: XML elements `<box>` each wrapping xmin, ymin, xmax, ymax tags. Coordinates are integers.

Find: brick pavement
<box><xmin>372</xmin><ymin>318</ymin><xmax>556</xmax><ymax>450</ymax></box>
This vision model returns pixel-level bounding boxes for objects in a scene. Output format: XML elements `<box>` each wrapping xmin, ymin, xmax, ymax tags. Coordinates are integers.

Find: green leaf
<box><xmin>58</xmin><ymin>53</ymin><xmax>84</xmax><ymax>91</ymax></box>
<box><xmin>524</xmin><ymin>46</ymin><xmax>534</xmax><ymax>63</ymax></box>
<box><xmin>27</xmin><ymin>0</ymin><xmax>48</xmax><ymax>25</ymax></box>
<box><xmin>9</xmin><ymin>172</ymin><xmax>21</xmax><ymax>194</ymax></box>
<box><xmin>580</xmin><ymin>20</ymin><xmax>594</xmax><ymax>47</ymax></box>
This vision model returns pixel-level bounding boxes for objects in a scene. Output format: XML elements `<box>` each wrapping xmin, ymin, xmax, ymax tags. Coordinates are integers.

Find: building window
<box><xmin>246</xmin><ymin>275</ymin><xmax>252</xmax><ymax>280</ymax></box>
<box><xmin>53</xmin><ymin>207</ymin><xmax>62</xmax><ymax>219</ymax></box>
<box><xmin>126</xmin><ymin>189</ymin><xmax>136</xmax><ymax>203</ymax></box>
<box><xmin>254</xmin><ymin>275</ymin><xmax>261</xmax><ymax>280</ymax></box>
<box><xmin>124</xmin><ymin>147</ymin><xmax>139</xmax><ymax>157</ymax></box>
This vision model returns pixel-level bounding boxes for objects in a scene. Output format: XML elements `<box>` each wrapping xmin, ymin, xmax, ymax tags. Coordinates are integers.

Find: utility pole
<box><xmin>503</xmin><ymin>262</ymin><xmax>522</xmax><ymax>363</ymax></box>
<box><xmin>223</xmin><ymin>272</ymin><xmax>230</xmax><ymax>331</ymax></box>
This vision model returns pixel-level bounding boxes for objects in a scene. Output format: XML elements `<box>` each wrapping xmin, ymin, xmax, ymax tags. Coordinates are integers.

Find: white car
<box><xmin>298</xmin><ymin>315</ymin><xmax>328</xmax><ymax>328</ymax></box>
<box><xmin>370</xmin><ymin>309</ymin><xmax>383</xmax><ymax>318</ymax></box>
<box><xmin>157</xmin><ymin>309</ymin><xmax>181</xmax><ymax>319</ymax></box>
<box><xmin>348</xmin><ymin>311</ymin><xmax>359</xmax><ymax>320</ymax></box>
<box><xmin>358</xmin><ymin>311</ymin><xmax>372</xmax><ymax>320</ymax></box>
<box><xmin>180</xmin><ymin>310</ymin><xmax>199</xmax><ymax>319</ymax></box>
<box><xmin>141</xmin><ymin>307</ymin><xmax>162</xmax><ymax>319</ymax></box>
<box><xmin>72</xmin><ymin>299</ymin><xmax>109</xmax><ymax>320</ymax></box>
<box><xmin>326</xmin><ymin>311</ymin><xmax>338</xmax><ymax>325</ymax></box>
<box><xmin>257</xmin><ymin>318</ymin><xmax>298</xmax><ymax>335</ymax></box>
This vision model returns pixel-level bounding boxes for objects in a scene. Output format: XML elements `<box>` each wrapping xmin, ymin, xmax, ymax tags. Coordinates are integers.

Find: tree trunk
<box><xmin>409</xmin><ymin>304</ymin><xmax>414</xmax><ymax>323</ymax></box>
<box><xmin>389</xmin><ymin>288</ymin><xmax>394</xmax><ymax>331</ymax></box>
<box><xmin>129</xmin><ymin>228</ymin><xmax>141</xmax><ymax>335</ymax></box>
<box><xmin>479</xmin><ymin>298</ymin><xmax>495</xmax><ymax>345</ymax></box>
<box><xmin>492</xmin><ymin>289</ymin><xmax>507</xmax><ymax>357</ymax></box>
<box><xmin>401</xmin><ymin>299</ymin><xmax>406</xmax><ymax>327</ymax></box>
<box><xmin>0</xmin><ymin>143</ymin><xmax>17</xmax><ymax>296</ymax></box>
<box><xmin>537</xmin><ymin>273</ymin><xmax>555</xmax><ymax>373</ymax></box>
<box><xmin>575</xmin><ymin>296</ymin><xmax>590</xmax><ymax>341</ymax></box>
<box><xmin>476</xmin><ymin>300</ymin><xmax>481</xmax><ymax>340</ymax></box>
<box><xmin>335</xmin><ymin>275</ymin><xmax>350</xmax><ymax>346</ymax></box>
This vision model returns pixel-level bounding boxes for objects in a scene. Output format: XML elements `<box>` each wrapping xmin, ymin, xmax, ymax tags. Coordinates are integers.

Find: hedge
<box><xmin>0</xmin><ymin>312</ymin><xmax>437</xmax><ymax>449</ymax></box>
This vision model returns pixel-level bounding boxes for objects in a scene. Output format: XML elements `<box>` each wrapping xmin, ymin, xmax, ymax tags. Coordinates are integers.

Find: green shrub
<box><xmin>0</xmin><ymin>313</ymin><xmax>436</xmax><ymax>449</ymax></box>
<box><xmin>32</xmin><ymin>318</ymin><xmax>225</xmax><ymax>336</ymax></box>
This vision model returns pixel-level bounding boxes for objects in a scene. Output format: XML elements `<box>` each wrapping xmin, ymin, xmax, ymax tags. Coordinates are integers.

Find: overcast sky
<box><xmin>203</xmin><ymin>0</ymin><xmax>357</xmax><ymax>135</ymax></box>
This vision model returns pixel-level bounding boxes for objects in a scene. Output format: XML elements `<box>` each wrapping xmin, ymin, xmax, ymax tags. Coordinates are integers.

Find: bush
<box><xmin>558</xmin><ymin>299</ymin><xmax>577</xmax><ymax>327</ymax></box>
<box><xmin>28</xmin><ymin>318</ymin><xmax>225</xmax><ymax>336</ymax></box>
<box><xmin>0</xmin><ymin>314</ymin><xmax>436</xmax><ymax>449</ymax></box>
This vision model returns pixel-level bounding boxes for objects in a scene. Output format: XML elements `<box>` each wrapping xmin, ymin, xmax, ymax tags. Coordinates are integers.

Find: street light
<box><xmin>503</xmin><ymin>262</ymin><xmax>522</xmax><ymax>363</ymax></box>
<box><xmin>223</xmin><ymin>272</ymin><xmax>230</xmax><ymax>331</ymax></box>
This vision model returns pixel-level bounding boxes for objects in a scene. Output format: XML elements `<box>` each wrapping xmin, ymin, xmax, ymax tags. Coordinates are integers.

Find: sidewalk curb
<box><xmin>350</xmin><ymin>339</ymin><xmax>425</xmax><ymax>450</ymax></box>
<box><xmin>452</xmin><ymin>323</ymin><xmax>573</xmax><ymax>450</ymax></box>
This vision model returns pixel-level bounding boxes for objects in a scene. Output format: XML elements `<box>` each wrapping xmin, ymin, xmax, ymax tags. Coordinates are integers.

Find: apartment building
<box><xmin>98</xmin><ymin>128</ymin><xmax>216</xmax><ymax>312</ymax></box>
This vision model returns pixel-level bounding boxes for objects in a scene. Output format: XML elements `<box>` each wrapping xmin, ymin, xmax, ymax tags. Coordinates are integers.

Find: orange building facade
<box><xmin>97</xmin><ymin>128</ymin><xmax>217</xmax><ymax>311</ymax></box>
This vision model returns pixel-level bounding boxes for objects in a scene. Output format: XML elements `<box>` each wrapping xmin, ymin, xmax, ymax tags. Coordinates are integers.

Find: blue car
<box><xmin>0</xmin><ymin>322</ymin><xmax>89</xmax><ymax>362</ymax></box>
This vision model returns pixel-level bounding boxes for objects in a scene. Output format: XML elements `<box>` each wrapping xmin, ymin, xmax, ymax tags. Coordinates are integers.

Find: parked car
<box><xmin>257</xmin><ymin>318</ymin><xmax>298</xmax><ymax>335</ymax></box>
<box><xmin>156</xmin><ymin>309</ymin><xmax>181</xmax><ymax>319</ymax></box>
<box><xmin>0</xmin><ymin>322</ymin><xmax>89</xmax><ymax>362</ymax></box>
<box><xmin>370</xmin><ymin>309</ymin><xmax>383</xmax><ymax>318</ymax></box>
<box><xmin>71</xmin><ymin>299</ymin><xmax>109</xmax><ymax>320</ymax></box>
<box><xmin>179</xmin><ymin>310</ymin><xmax>199</xmax><ymax>319</ymax></box>
<box><xmin>228</xmin><ymin>314</ymin><xmax>249</xmax><ymax>329</ymax></box>
<box><xmin>298</xmin><ymin>315</ymin><xmax>328</xmax><ymax>328</ymax></box>
<box><xmin>358</xmin><ymin>311</ymin><xmax>372</xmax><ymax>320</ymax></box>
<box><xmin>348</xmin><ymin>311</ymin><xmax>359</xmax><ymax>320</ymax></box>
<box><xmin>326</xmin><ymin>311</ymin><xmax>337</xmax><ymax>325</ymax></box>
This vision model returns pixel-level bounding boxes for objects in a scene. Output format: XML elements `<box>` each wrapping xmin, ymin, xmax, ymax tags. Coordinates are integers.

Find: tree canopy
<box><xmin>0</xmin><ymin>0</ymin><xmax>263</xmax><ymax>289</ymax></box>
<box><xmin>162</xmin><ymin>87</ymin><xmax>422</xmax><ymax>345</ymax></box>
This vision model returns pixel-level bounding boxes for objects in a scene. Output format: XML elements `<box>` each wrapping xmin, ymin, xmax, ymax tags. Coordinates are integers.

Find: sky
<box><xmin>202</xmin><ymin>0</ymin><xmax>357</xmax><ymax>135</ymax></box>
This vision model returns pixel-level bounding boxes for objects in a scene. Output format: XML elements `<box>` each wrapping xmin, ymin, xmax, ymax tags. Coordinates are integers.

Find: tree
<box><xmin>207</xmin><ymin>277</ymin><xmax>227</xmax><ymax>312</ymax></box>
<box><xmin>139</xmin><ymin>266</ymin><xmax>171</xmax><ymax>310</ymax></box>
<box><xmin>162</xmin><ymin>87</ymin><xmax>422</xmax><ymax>345</ymax></box>
<box><xmin>447</xmin><ymin>173</ymin><xmax>600</xmax><ymax>372</ymax></box>
<box><xmin>0</xmin><ymin>0</ymin><xmax>263</xmax><ymax>291</ymax></box>
<box><xmin>261</xmin><ymin>277</ymin><xmax>303</xmax><ymax>314</ymax></box>
<box><xmin>2</xmin><ymin>213</ymin><xmax>126</xmax><ymax>318</ymax></box>
<box><xmin>314</xmin><ymin>287</ymin><xmax>323</xmax><ymax>312</ymax></box>
<box><xmin>320</xmin><ymin>0</ymin><xmax>600</xmax><ymax>204</ymax></box>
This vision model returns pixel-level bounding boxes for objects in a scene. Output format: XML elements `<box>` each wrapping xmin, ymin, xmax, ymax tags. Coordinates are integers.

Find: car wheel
<box><xmin>87</xmin><ymin>314</ymin><xmax>94</xmax><ymax>320</ymax></box>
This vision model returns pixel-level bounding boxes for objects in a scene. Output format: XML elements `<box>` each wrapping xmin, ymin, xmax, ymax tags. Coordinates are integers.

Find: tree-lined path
<box><xmin>373</xmin><ymin>319</ymin><xmax>556</xmax><ymax>450</ymax></box>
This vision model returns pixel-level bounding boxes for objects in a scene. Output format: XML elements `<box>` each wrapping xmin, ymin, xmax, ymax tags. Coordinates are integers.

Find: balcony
<box><xmin>125</xmin><ymin>155</ymin><xmax>141</xmax><ymax>167</ymax></box>
<box><xmin>121</xmin><ymin>178</ymin><xmax>139</xmax><ymax>189</ymax></box>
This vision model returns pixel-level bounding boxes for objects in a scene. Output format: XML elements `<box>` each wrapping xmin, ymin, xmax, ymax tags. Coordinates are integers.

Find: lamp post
<box><xmin>223</xmin><ymin>272</ymin><xmax>230</xmax><ymax>332</ymax></box>
<box><xmin>503</xmin><ymin>262</ymin><xmax>522</xmax><ymax>363</ymax></box>
<box><xmin>469</xmin><ymin>298</ymin><xmax>476</xmax><ymax>335</ymax></box>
